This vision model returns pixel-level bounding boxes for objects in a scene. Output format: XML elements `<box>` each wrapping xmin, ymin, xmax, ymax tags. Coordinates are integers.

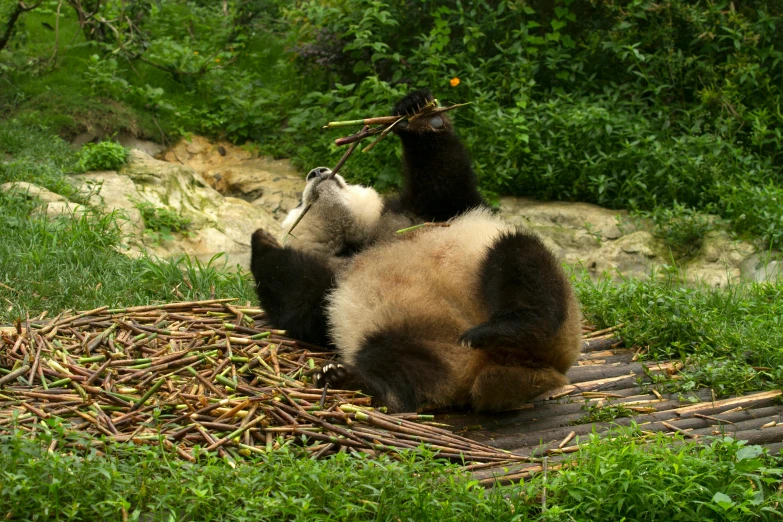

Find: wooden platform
<box><xmin>435</xmin><ymin>337</ymin><xmax>783</xmax><ymax>485</ymax></box>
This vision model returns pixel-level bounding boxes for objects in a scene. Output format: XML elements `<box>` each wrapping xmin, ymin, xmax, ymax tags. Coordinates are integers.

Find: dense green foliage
<box><xmin>543</xmin><ymin>433</ymin><xmax>782</xmax><ymax>521</ymax></box>
<box><xmin>74</xmin><ymin>141</ymin><xmax>129</xmax><ymax>172</ymax></box>
<box><xmin>0</xmin><ymin>426</ymin><xmax>779</xmax><ymax>521</ymax></box>
<box><xmin>2</xmin><ymin>0</ymin><xmax>783</xmax><ymax>248</ymax></box>
<box><xmin>0</xmin><ymin>428</ymin><xmax>515</xmax><ymax>521</ymax></box>
<box><xmin>282</xmin><ymin>0</ymin><xmax>783</xmax><ymax>250</ymax></box>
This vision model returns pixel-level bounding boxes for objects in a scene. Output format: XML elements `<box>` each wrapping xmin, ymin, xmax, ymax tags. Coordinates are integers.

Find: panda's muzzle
<box><xmin>306</xmin><ymin>166</ymin><xmax>332</xmax><ymax>181</ymax></box>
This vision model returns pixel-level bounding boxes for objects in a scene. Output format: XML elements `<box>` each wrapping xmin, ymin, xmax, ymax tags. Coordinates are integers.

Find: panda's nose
<box><xmin>306</xmin><ymin>167</ymin><xmax>332</xmax><ymax>181</ymax></box>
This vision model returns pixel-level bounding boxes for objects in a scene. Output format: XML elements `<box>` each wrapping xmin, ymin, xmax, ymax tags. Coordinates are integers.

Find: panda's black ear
<box><xmin>392</xmin><ymin>89</ymin><xmax>435</xmax><ymax>117</ymax></box>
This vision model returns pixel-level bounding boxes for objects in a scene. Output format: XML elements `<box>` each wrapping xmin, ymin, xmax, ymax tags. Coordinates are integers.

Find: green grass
<box><xmin>0</xmin><ymin>200</ymin><xmax>253</xmax><ymax>321</ymax></box>
<box><xmin>0</xmin><ymin>124</ymin><xmax>253</xmax><ymax>321</ymax></box>
<box><xmin>575</xmin><ymin>271</ymin><xmax>783</xmax><ymax>397</ymax></box>
<box><xmin>0</xmin><ymin>425</ymin><xmax>779</xmax><ymax>521</ymax></box>
<box><xmin>0</xmin><ymin>426</ymin><xmax>518</xmax><ymax>522</ymax></box>
<box><xmin>540</xmin><ymin>430</ymin><xmax>783</xmax><ymax>521</ymax></box>
<box><xmin>0</xmin><ymin>9</ymin><xmax>160</xmax><ymax>140</ymax></box>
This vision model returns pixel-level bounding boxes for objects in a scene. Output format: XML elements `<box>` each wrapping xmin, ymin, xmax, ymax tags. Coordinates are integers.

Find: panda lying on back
<box><xmin>250</xmin><ymin>90</ymin><xmax>581</xmax><ymax>412</ymax></box>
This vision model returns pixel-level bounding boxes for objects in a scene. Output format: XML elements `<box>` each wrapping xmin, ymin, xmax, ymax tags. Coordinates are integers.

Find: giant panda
<box><xmin>250</xmin><ymin>90</ymin><xmax>581</xmax><ymax>412</ymax></box>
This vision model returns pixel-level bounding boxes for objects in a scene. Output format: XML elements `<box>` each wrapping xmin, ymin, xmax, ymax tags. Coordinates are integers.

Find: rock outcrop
<box><xmin>162</xmin><ymin>136</ymin><xmax>303</xmax><ymax>219</ymax></box>
<box><xmin>498</xmin><ymin>198</ymin><xmax>761</xmax><ymax>286</ymax></box>
<box><xmin>69</xmin><ymin>149</ymin><xmax>280</xmax><ymax>268</ymax></box>
<box><xmin>6</xmin><ymin>136</ymin><xmax>779</xmax><ymax>286</ymax></box>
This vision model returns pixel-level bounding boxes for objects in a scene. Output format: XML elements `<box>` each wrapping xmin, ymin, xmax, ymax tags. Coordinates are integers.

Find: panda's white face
<box><xmin>281</xmin><ymin>167</ymin><xmax>383</xmax><ymax>253</ymax></box>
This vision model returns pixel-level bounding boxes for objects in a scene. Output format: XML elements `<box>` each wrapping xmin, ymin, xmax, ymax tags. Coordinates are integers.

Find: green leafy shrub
<box><xmin>544</xmin><ymin>432</ymin><xmax>783</xmax><ymax>521</ymax></box>
<box><xmin>279</xmin><ymin>0</ymin><xmax>783</xmax><ymax>248</ymax></box>
<box><xmin>0</xmin><ymin>430</ymin><xmax>520</xmax><ymax>521</ymax></box>
<box><xmin>634</xmin><ymin>202</ymin><xmax>724</xmax><ymax>259</ymax></box>
<box><xmin>574</xmin><ymin>271</ymin><xmax>783</xmax><ymax>396</ymax></box>
<box><xmin>75</xmin><ymin>141</ymin><xmax>129</xmax><ymax>172</ymax></box>
<box><xmin>135</xmin><ymin>201</ymin><xmax>192</xmax><ymax>243</ymax></box>
<box><xmin>716</xmin><ymin>181</ymin><xmax>783</xmax><ymax>251</ymax></box>
<box><xmin>0</xmin><ymin>425</ymin><xmax>780</xmax><ymax>521</ymax></box>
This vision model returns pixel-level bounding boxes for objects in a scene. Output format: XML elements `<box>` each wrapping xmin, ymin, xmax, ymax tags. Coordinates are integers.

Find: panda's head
<box><xmin>281</xmin><ymin>166</ymin><xmax>383</xmax><ymax>248</ymax></box>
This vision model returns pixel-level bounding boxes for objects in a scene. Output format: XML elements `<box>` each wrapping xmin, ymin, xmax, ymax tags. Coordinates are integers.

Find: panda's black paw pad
<box><xmin>313</xmin><ymin>363</ymin><xmax>352</xmax><ymax>389</ymax></box>
<box><xmin>393</xmin><ymin>89</ymin><xmax>435</xmax><ymax>117</ymax></box>
<box><xmin>458</xmin><ymin>323</ymin><xmax>501</xmax><ymax>349</ymax></box>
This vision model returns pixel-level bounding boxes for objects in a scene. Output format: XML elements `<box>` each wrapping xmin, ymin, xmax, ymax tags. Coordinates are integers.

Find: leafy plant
<box><xmin>634</xmin><ymin>202</ymin><xmax>724</xmax><ymax>259</ymax></box>
<box><xmin>134</xmin><ymin>201</ymin><xmax>191</xmax><ymax>243</ymax></box>
<box><xmin>278</xmin><ymin>0</ymin><xmax>783</xmax><ymax>249</ymax></box>
<box><xmin>75</xmin><ymin>141</ymin><xmax>129</xmax><ymax>172</ymax></box>
<box><xmin>544</xmin><ymin>431</ymin><xmax>783</xmax><ymax>521</ymax></box>
<box><xmin>574</xmin><ymin>269</ymin><xmax>783</xmax><ymax>397</ymax></box>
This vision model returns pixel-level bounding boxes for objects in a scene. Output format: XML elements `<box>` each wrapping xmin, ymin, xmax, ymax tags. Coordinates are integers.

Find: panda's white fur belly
<box><xmin>326</xmin><ymin>208</ymin><xmax>513</xmax><ymax>363</ymax></box>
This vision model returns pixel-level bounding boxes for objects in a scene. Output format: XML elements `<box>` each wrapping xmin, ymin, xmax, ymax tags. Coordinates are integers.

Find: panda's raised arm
<box><xmin>391</xmin><ymin>89</ymin><xmax>485</xmax><ymax>221</ymax></box>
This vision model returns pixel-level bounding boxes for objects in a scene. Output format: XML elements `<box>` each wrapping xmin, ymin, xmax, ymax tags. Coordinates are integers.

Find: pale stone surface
<box><xmin>70</xmin><ymin>149</ymin><xmax>280</xmax><ymax>268</ymax></box>
<box><xmin>740</xmin><ymin>253</ymin><xmax>783</xmax><ymax>283</ymax></box>
<box><xmin>497</xmin><ymin>196</ymin><xmax>764</xmax><ymax>287</ymax></box>
<box><xmin>117</xmin><ymin>134</ymin><xmax>166</xmax><ymax>158</ymax></box>
<box><xmin>39</xmin><ymin>201</ymin><xmax>88</xmax><ymax>218</ymax></box>
<box><xmin>11</xmin><ymin>134</ymin><xmax>780</xmax><ymax>285</ymax></box>
<box><xmin>2</xmin><ymin>181</ymin><xmax>68</xmax><ymax>204</ymax></box>
<box><xmin>2</xmin><ymin>181</ymin><xmax>87</xmax><ymax>219</ymax></box>
<box><xmin>163</xmin><ymin>136</ymin><xmax>303</xmax><ymax>219</ymax></box>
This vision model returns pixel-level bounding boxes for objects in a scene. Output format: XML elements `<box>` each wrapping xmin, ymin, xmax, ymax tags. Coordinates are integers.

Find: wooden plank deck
<box><xmin>433</xmin><ymin>337</ymin><xmax>783</xmax><ymax>485</ymax></box>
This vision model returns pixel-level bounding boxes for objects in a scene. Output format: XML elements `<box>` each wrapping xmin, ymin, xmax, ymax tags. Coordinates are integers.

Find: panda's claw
<box><xmin>458</xmin><ymin>323</ymin><xmax>500</xmax><ymax>350</ymax></box>
<box><xmin>393</xmin><ymin>89</ymin><xmax>435</xmax><ymax>118</ymax></box>
<box><xmin>313</xmin><ymin>363</ymin><xmax>353</xmax><ymax>389</ymax></box>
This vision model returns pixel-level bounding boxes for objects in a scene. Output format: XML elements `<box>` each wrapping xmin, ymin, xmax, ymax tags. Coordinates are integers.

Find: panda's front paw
<box><xmin>312</xmin><ymin>363</ymin><xmax>355</xmax><ymax>389</ymax></box>
<box><xmin>393</xmin><ymin>89</ymin><xmax>435</xmax><ymax>117</ymax></box>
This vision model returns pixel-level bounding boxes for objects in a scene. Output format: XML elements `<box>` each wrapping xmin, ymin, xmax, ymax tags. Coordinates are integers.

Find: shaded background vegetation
<box><xmin>1</xmin><ymin>0</ymin><xmax>783</xmax><ymax>250</ymax></box>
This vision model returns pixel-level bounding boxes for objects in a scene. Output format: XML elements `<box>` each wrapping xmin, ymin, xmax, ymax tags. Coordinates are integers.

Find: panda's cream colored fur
<box><xmin>327</xmin><ymin>208</ymin><xmax>510</xmax><ymax>359</ymax></box>
<box><xmin>281</xmin><ymin>174</ymin><xmax>383</xmax><ymax>258</ymax></box>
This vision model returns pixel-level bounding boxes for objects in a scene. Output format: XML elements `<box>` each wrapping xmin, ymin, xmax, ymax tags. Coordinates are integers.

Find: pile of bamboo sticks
<box><xmin>0</xmin><ymin>299</ymin><xmax>528</xmax><ymax>467</ymax></box>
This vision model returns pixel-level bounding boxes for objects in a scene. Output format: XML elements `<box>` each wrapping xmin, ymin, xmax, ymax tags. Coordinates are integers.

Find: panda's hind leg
<box><xmin>458</xmin><ymin>230</ymin><xmax>576</xmax><ymax>369</ymax></box>
<box><xmin>471</xmin><ymin>364</ymin><xmax>568</xmax><ymax>411</ymax></box>
<box><xmin>250</xmin><ymin>229</ymin><xmax>335</xmax><ymax>347</ymax></box>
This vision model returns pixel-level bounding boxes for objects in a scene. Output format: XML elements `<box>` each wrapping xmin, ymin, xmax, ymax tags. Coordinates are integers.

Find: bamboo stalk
<box><xmin>0</xmin><ymin>365</ymin><xmax>30</xmax><ymax>387</ymax></box>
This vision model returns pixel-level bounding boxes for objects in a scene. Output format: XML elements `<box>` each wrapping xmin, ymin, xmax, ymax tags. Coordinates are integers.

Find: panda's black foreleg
<box><xmin>313</xmin><ymin>325</ymin><xmax>452</xmax><ymax>413</ymax></box>
<box><xmin>392</xmin><ymin>89</ymin><xmax>485</xmax><ymax>221</ymax></box>
<box><xmin>458</xmin><ymin>230</ymin><xmax>569</xmax><ymax>360</ymax></box>
<box><xmin>250</xmin><ymin>229</ymin><xmax>335</xmax><ymax>347</ymax></box>
<box><xmin>313</xmin><ymin>358</ymin><xmax>419</xmax><ymax>414</ymax></box>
